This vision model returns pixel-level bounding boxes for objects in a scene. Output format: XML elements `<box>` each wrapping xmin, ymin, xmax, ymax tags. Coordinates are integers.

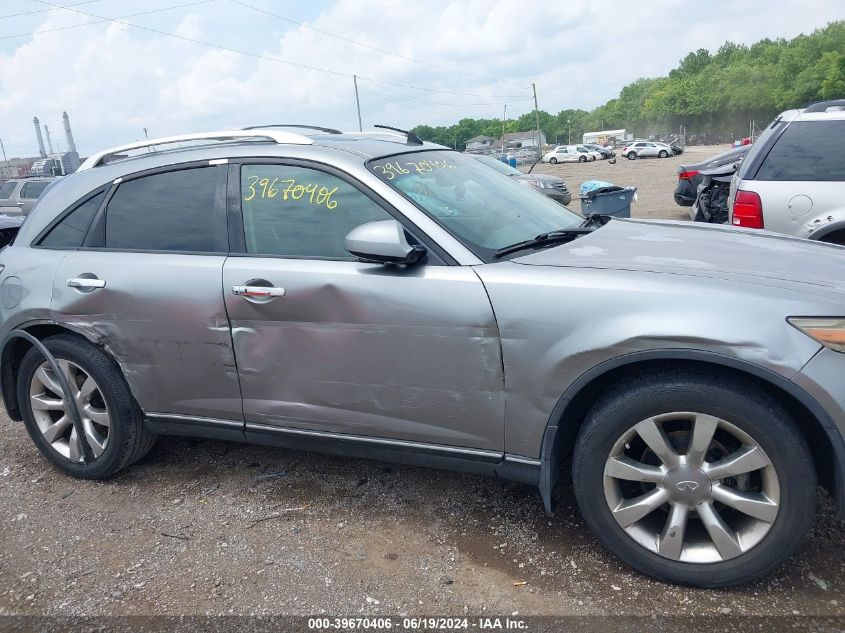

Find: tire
<box><xmin>549</xmin><ymin>157</ymin><xmax>558</xmax><ymax>164</ymax></box>
<box><xmin>572</xmin><ymin>369</ymin><xmax>815</xmax><ymax>587</ymax></box>
<box><xmin>578</xmin><ymin>156</ymin><xmax>587</xmax><ymax>163</ymax></box>
<box><xmin>17</xmin><ymin>333</ymin><xmax>156</xmax><ymax>479</ymax></box>
<box><xmin>626</xmin><ymin>152</ymin><xmax>637</xmax><ymax>160</ymax></box>
<box><xmin>659</xmin><ymin>150</ymin><xmax>669</xmax><ymax>158</ymax></box>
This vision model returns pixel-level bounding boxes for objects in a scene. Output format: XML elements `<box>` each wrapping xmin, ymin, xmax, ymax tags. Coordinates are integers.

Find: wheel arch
<box><xmin>538</xmin><ymin>349</ymin><xmax>845</xmax><ymax>519</ymax></box>
<box><xmin>1</xmin><ymin>320</ymin><xmax>131</xmax><ymax>421</ymax></box>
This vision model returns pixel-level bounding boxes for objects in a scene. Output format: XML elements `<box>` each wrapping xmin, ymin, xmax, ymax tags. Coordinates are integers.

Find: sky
<box><xmin>0</xmin><ymin>0</ymin><xmax>843</xmax><ymax>158</ymax></box>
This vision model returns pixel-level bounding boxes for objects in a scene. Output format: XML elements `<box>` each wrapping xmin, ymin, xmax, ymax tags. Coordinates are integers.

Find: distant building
<box><xmin>465</xmin><ymin>135</ymin><xmax>496</xmax><ymax>152</ymax></box>
<box><xmin>503</xmin><ymin>130</ymin><xmax>546</xmax><ymax>149</ymax></box>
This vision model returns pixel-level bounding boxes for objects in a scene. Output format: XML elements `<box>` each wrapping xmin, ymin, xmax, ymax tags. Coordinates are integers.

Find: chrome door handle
<box><xmin>232</xmin><ymin>285</ymin><xmax>285</xmax><ymax>298</ymax></box>
<box><xmin>67</xmin><ymin>278</ymin><xmax>106</xmax><ymax>289</ymax></box>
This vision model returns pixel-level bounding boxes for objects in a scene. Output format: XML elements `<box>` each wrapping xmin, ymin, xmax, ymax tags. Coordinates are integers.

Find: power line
<box><xmin>229</xmin><ymin>0</ymin><xmax>531</xmax><ymax>89</ymax></box>
<box><xmin>0</xmin><ymin>0</ymin><xmax>101</xmax><ymax>20</ymax></box>
<box><xmin>1</xmin><ymin>0</ymin><xmax>215</xmax><ymax>40</ymax></box>
<box><xmin>32</xmin><ymin>0</ymin><xmax>528</xmax><ymax>99</ymax></box>
<box><xmin>359</xmin><ymin>85</ymin><xmax>533</xmax><ymax>108</ymax></box>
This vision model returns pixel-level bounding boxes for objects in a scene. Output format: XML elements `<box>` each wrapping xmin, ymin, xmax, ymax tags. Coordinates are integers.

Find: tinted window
<box><xmin>0</xmin><ymin>181</ymin><xmax>15</xmax><ymax>199</ymax></box>
<box><xmin>40</xmin><ymin>191</ymin><xmax>105</xmax><ymax>248</ymax></box>
<box><xmin>241</xmin><ymin>164</ymin><xmax>394</xmax><ymax>259</ymax></box>
<box><xmin>756</xmin><ymin>121</ymin><xmax>845</xmax><ymax>181</ymax></box>
<box><xmin>20</xmin><ymin>181</ymin><xmax>50</xmax><ymax>199</ymax></box>
<box><xmin>105</xmin><ymin>167</ymin><xmax>220</xmax><ymax>251</ymax></box>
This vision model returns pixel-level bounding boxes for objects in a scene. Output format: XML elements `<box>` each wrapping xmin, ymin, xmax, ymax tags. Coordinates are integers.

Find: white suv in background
<box><xmin>729</xmin><ymin>99</ymin><xmax>845</xmax><ymax>244</ymax></box>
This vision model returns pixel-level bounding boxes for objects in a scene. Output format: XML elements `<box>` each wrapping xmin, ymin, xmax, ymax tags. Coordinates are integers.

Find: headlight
<box><xmin>788</xmin><ymin>317</ymin><xmax>845</xmax><ymax>353</ymax></box>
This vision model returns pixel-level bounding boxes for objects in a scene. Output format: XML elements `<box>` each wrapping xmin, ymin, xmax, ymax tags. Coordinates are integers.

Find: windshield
<box><xmin>369</xmin><ymin>150</ymin><xmax>583</xmax><ymax>261</ymax></box>
<box><xmin>473</xmin><ymin>154</ymin><xmax>522</xmax><ymax>176</ymax></box>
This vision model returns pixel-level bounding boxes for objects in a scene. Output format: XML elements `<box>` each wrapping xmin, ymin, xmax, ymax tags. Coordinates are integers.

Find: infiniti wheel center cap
<box><xmin>663</xmin><ymin>465</ymin><xmax>712</xmax><ymax>505</ymax></box>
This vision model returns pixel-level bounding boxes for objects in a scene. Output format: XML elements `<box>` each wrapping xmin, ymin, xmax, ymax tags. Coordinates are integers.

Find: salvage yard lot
<box><xmin>2</xmin><ymin>145</ymin><xmax>844</xmax><ymax>620</ymax></box>
<box><xmin>528</xmin><ymin>143</ymin><xmax>737</xmax><ymax>220</ymax></box>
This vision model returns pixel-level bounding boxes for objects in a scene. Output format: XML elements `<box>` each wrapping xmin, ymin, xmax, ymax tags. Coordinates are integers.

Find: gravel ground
<box><xmin>525</xmin><ymin>143</ymin><xmax>735</xmax><ymax>220</ymax></box>
<box><xmin>2</xmin><ymin>145</ymin><xmax>844</xmax><ymax>623</ymax></box>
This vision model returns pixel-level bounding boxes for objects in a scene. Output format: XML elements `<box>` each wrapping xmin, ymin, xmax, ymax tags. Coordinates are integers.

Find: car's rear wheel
<box><xmin>627</xmin><ymin>152</ymin><xmax>637</xmax><ymax>160</ymax></box>
<box><xmin>578</xmin><ymin>156</ymin><xmax>587</xmax><ymax>163</ymax></box>
<box><xmin>659</xmin><ymin>150</ymin><xmax>669</xmax><ymax>158</ymax></box>
<box><xmin>572</xmin><ymin>370</ymin><xmax>815</xmax><ymax>587</ymax></box>
<box><xmin>17</xmin><ymin>334</ymin><xmax>156</xmax><ymax>479</ymax></box>
<box><xmin>549</xmin><ymin>157</ymin><xmax>558</xmax><ymax>164</ymax></box>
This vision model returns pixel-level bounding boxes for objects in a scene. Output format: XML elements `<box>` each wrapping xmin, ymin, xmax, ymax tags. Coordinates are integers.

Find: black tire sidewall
<box><xmin>17</xmin><ymin>335</ymin><xmax>141</xmax><ymax>479</ymax></box>
<box><xmin>550</xmin><ymin>158</ymin><xmax>557</xmax><ymax>164</ymax></box>
<box><xmin>572</xmin><ymin>378</ymin><xmax>816</xmax><ymax>587</ymax></box>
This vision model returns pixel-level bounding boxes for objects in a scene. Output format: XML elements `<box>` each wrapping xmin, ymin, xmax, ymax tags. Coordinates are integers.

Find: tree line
<box><xmin>412</xmin><ymin>21</ymin><xmax>845</xmax><ymax>149</ymax></box>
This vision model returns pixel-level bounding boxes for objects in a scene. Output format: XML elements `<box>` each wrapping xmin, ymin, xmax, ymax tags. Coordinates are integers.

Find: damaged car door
<box><xmin>223</xmin><ymin>161</ymin><xmax>504</xmax><ymax>451</ymax></box>
<box><xmin>50</xmin><ymin>164</ymin><xmax>243</xmax><ymax>421</ymax></box>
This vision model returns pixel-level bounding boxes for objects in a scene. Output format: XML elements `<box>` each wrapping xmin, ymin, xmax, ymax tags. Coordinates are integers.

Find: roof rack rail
<box><xmin>77</xmin><ymin>129</ymin><xmax>314</xmax><ymax>171</ymax></box>
<box><xmin>242</xmin><ymin>124</ymin><xmax>342</xmax><ymax>134</ymax></box>
<box><xmin>803</xmin><ymin>99</ymin><xmax>845</xmax><ymax>113</ymax></box>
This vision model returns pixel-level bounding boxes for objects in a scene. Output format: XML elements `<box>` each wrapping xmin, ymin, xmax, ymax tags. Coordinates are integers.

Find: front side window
<box><xmin>40</xmin><ymin>191</ymin><xmax>105</xmax><ymax>248</ymax></box>
<box><xmin>240</xmin><ymin>164</ymin><xmax>394</xmax><ymax>259</ymax></box>
<box><xmin>20</xmin><ymin>181</ymin><xmax>50</xmax><ymax>199</ymax></box>
<box><xmin>104</xmin><ymin>167</ymin><xmax>220</xmax><ymax>252</ymax></box>
<box><xmin>755</xmin><ymin>121</ymin><xmax>845</xmax><ymax>182</ymax></box>
<box><xmin>0</xmin><ymin>181</ymin><xmax>16</xmax><ymax>199</ymax></box>
<box><xmin>369</xmin><ymin>150</ymin><xmax>582</xmax><ymax>260</ymax></box>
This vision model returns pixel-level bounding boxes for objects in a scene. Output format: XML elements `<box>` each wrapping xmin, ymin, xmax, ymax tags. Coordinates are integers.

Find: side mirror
<box><xmin>345</xmin><ymin>220</ymin><xmax>426</xmax><ymax>266</ymax></box>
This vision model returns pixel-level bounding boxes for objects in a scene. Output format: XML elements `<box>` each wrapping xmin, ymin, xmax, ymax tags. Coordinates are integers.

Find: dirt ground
<box><xmin>526</xmin><ymin>144</ymin><xmax>736</xmax><ymax>220</ymax></box>
<box><xmin>2</xmin><ymin>145</ymin><xmax>844</xmax><ymax>624</ymax></box>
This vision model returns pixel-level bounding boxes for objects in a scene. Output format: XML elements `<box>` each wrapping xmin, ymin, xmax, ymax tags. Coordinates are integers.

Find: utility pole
<box><xmin>567</xmin><ymin>118</ymin><xmax>571</xmax><ymax>145</ymax></box>
<box><xmin>532</xmin><ymin>82</ymin><xmax>542</xmax><ymax>151</ymax></box>
<box><xmin>353</xmin><ymin>75</ymin><xmax>363</xmax><ymax>132</ymax></box>
<box><xmin>143</xmin><ymin>127</ymin><xmax>149</xmax><ymax>139</ymax></box>
<box><xmin>502</xmin><ymin>104</ymin><xmax>507</xmax><ymax>143</ymax></box>
<box><xmin>0</xmin><ymin>137</ymin><xmax>9</xmax><ymax>177</ymax></box>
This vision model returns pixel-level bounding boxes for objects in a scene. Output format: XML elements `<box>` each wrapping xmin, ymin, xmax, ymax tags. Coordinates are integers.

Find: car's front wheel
<box><xmin>572</xmin><ymin>370</ymin><xmax>815</xmax><ymax>587</ymax></box>
<box><xmin>659</xmin><ymin>150</ymin><xmax>669</xmax><ymax>158</ymax></box>
<box><xmin>17</xmin><ymin>334</ymin><xmax>156</xmax><ymax>479</ymax></box>
<box><xmin>549</xmin><ymin>157</ymin><xmax>558</xmax><ymax>164</ymax></box>
<box><xmin>578</xmin><ymin>156</ymin><xmax>587</xmax><ymax>163</ymax></box>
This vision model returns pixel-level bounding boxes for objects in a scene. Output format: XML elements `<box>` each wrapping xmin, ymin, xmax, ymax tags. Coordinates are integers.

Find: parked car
<box><xmin>0</xmin><ymin>177</ymin><xmax>58</xmax><ymax>216</ymax></box>
<box><xmin>3</xmin><ymin>127</ymin><xmax>845</xmax><ymax>588</ymax></box>
<box><xmin>728</xmin><ymin>99</ymin><xmax>845</xmax><ymax>244</ymax></box>
<box><xmin>542</xmin><ymin>145</ymin><xmax>597</xmax><ymax>163</ymax></box>
<box><xmin>0</xmin><ymin>213</ymin><xmax>24</xmax><ymax>248</ymax></box>
<box><xmin>622</xmin><ymin>141</ymin><xmax>674</xmax><ymax>160</ymax></box>
<box><xmin>472</xmin><ymin>154</ymin><xmax>571</xmax><ymax>205</ymax></box>
<box><xmin>583</xmin><ymin>143</ymin><xmax>615</xmax><ymax>159</ymax></box>
<box><xmin>674</xmin><ymin>145</ymin><xmax>751</xmax><ymax>207</ymax></box>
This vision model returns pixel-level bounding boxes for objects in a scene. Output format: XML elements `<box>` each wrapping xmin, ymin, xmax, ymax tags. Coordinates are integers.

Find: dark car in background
<box><xmin>472</xmin><ymin>154</ymin><xmax>572</xmax><ymax>205</ymax></box>
<box><xmin>583</xmin><ymin>143</ymin><xmax>615</xmax><ymax>159</ymax></box>
<box><xmin>0</xmin><ymin>213</ymin><xmax>24</xmax><ymax>248</ymax></box>
<box><xmin>674</xmin><ymin>145</ymin><xmax>751</xmax><ymax>206</ymax></box>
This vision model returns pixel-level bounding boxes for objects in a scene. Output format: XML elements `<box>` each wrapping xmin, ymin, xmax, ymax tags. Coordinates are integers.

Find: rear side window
<box><xmin>104</xmin><ymin>167</ymin><xmax>221</xmax><ymax>252</ymax></box>
<box><xmin>20</xmin><ymin>181</ymin><xmax>50</xmax><ymax>199</ymax></box>
<box><xmin>756</xmin><ymin>121</ymin><xmax>845</xmax><ymax>181</ymax></box>
<box><xmin>39</xmin><ymin>191</ymin><xmax>105</xmax><ymax>248</ymax></box>
<box><xmin>0</xmin><ymin>181</ymin><xmax>16</xmax><ymax>199</ymax></box>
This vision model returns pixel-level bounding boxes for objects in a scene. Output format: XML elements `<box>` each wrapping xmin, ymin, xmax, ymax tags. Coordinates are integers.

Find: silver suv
<box><xmin>729</xmin><ymin>99</ymin><xmax>845</xmax><ymax>243</ymax></box>
<box><xmin>2</xmin><ymin>127</ymin><xmax>845</xmax><ymax>587</ymax></box>
<box><xmin>0</xmin><ymin>177</ymin><xmax>57</xmax><ymax>216</ymax></box>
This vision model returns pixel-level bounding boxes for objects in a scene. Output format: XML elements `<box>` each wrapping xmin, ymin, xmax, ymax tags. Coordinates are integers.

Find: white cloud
<box><xmin>0</xmin><ymin>0</ymin><xmax>841</xmax><ymax>157</ymax></box>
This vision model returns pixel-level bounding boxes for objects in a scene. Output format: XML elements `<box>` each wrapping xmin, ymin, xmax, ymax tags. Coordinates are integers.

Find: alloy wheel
<box><xmin>603</xmin><ymin>412</ymin><xmax>779</xmax><ymax>563</ymax></box>
<box><xmin>29</xmin><ymin>360</ymin><xmax>111</xmax><ymax>462</ymax></box>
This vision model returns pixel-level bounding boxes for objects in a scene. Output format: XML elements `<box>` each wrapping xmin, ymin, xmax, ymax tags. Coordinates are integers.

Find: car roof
<box><xmin>15</xmin><ymin>129</ymin><xmax>450</xmax><ymax>245</ymax></box>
